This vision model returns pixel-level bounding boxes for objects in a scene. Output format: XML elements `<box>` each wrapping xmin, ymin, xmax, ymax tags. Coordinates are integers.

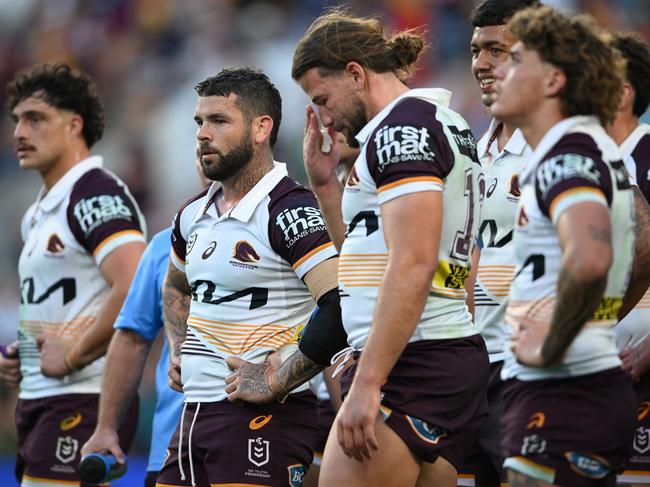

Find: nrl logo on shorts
<box><xmin>634</xmin><ymin>426</ymin><xmax>650</xmax><ymax>454</ymax></box>
<box><xmin>55</xmin><ymin>436</ymin><xmax>79</xmax><ymax>464</ymax></box>
<box><xmin>248</xmin><ymin>437</ymin><xmax>270</xmax><ymax>467</ymax></box>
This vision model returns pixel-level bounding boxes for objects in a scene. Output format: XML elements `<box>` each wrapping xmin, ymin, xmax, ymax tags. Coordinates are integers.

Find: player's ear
<box><xmin>68</xmin><ymin>113</ymin><xmax>84</xmax><ymax>141</ymax></box>
<box><xmin>252</xmin><ymin>115</ymin><xmax>274</xmax><ymax>146</ymax></box>
<box><xmin>618</xmin><ymin>83</ymin><xmax>633</xmax><ymax>112</ymax></box>
<box><xmin>345</xmin><ymin>62</ymin><xmax>366</xmax><ymax>89</ymax></box>
<box><xmin>545</xmin><ymin>66</ymin><xmax>566</xmax><ymax>98</ymax></box>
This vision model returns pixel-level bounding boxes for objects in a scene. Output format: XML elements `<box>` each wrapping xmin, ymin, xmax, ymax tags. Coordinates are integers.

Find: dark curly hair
<box><xmin>612</xmin><ymin>31</ymin><xmax>650</xmax><ymax>118</ymax></box>
<box><xmin>195</xmin><ymin>67</ymin><xmax>282</xmax><ymax>148</ymax></box>
<box><xmin>509</xmin><ymin>6</ymin><xmax>625</xmax><ymax>125</ymax></box>
<box><xmin>7</xmin><ymin>63</ymin><xmax>105</xmax><ymax>148</ymax></box>
<box><xmin>471</xmin><ymin>0</ymin><xmax>541</xmax><ymax>27</ymax></box>
<box><xmin>292</xmin><ymin>8</ymin><xmax>427</xmax><ymax>82</ymax></box>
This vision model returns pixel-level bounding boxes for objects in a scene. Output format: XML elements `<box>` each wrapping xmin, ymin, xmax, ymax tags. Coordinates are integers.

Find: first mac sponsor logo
<box><xmin>275</xmin><ymin>206</ymin><xmax>325</xmax><ymax>247</ymax></box>
<box><xmin>374</xmin><ymin>124</ymin><xmax>435</xmax><ymax>171</ymax></box>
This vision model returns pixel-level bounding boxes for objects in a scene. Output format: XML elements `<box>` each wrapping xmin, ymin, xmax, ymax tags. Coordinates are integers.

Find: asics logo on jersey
<box><xmin>232</xmin><ymin>241</ymin><xmax>260</xmax><ymax>263</ymax></box>
<box><xmin>536</xmin><ymin>154</ymin><xmax>601</xmax><ymax>197</ymax></box>
<box><xmin>72</xmin><ymin>194</ymin><xmax>133</xmax><ymax>235</ymax></box>
<box><xmin>275</xmin><ymin>207</ymin><xmax>325</xmax><ymax>245</ymax></box>
<box><xmin>60</xmin><ymin>412</ymin><xmax>83</xmax><ymax>431</ymax></box>
<box><xmin>527</xmin><ymin>412</ymin><xmax>546</xmax><ymax>429</ymax></box>
<box><xmin>202</xmin><ymin>241</ymin><xmax>217</xmax><ymax>260</ymax></box>
<box><xmin>249</xmin><ymin>415</ymin><xmax>273</xmax><ymax>430</ymax></box>
<box><xmin>46</xmin><ymin>234</ymin><xmax>65</xmax><ymax>254</ymax></box>
<box><xmin>486</xmin><ymin>178</ymin><xmax>498</xmax><ymax>198</ymax></box>
<box><xmin>374</xmin><ymin>124</ymin><xmax>434</xmax><ymax>170</ymax></box>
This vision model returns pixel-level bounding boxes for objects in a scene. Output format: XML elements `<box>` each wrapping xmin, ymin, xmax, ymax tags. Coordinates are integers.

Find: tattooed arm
<box><xmin>620</xmin><ymin>185</ymin><xmax>650</xmax><ymax>319</ymax></box>
<box><xmin>225</xmin><ymin>350</ymin><xmax>323</xmax><ymax>403</ymax></box>
<box><xmin>512</xmin><ymin>201</ymin><xmax>611</xmax><ymax>366</ymax></box>
<box><xmin>162</xmin><ymin>259</ymin><xmax>192</xmax><ymax>391</ymax></box>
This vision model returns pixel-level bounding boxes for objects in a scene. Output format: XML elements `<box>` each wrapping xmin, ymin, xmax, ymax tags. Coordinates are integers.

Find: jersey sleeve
<box><xmin>366</xmin><ymin>97</ymin><xmax>462</xmax><ymax>205</ymax></box>
<box><xmin>169</xmin><ymin>189</ymin><xmax>210</xmax><ymax>271</ymax></box>
<box><xmin>534</xmin><ymin>133</ymin><xmax>613</xmax><ymax>224</ymax></box>
<box><xmin>268</xmin><ymin>181</ymin><xmax>337</xmax><ymax>279</ymax></box>
<box><xmin>113</xmin><ymin>230</ymin><xmax>170</xmax><ymax>340</ymax></box>
<box><xmin>67</xmin><ymin>168</ymin><xmax>146</xmax><ymax>264</ymax></box>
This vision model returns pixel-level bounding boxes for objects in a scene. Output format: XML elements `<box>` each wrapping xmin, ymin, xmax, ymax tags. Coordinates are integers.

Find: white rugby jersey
<box><xmin>170</xmin><ymin>163</ymin><xmax>336</xmax><ymax>403</ymax></box>
<box><xmin>475</xmin><ymin>120</ymin><xmax>531</xmax><ymax>363</ymax></box>
<box><xmin>18</xmin><ymin>156</ymin><xmax>146</xmax><ymax>399</ymax></box>
<box><xmin>340</xmin><ymin>88</ymin><xmax>481</xmax><ymax>349</ymax></box>
<box><xmin>616</xmin><ymin>123</ymin><xmax>650</xmax><ymax>350</ymax></box>
<box><xmin>502</xmin><ymin>116</ymin><xmax>635</xmax><ymax>381</ymax></box>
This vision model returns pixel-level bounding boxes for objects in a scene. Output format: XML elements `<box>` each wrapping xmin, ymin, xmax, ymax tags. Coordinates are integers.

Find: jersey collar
<box><xmin>619</xmin><ymin>123</ymin><xmax>650</xmax><ymax>160</ymax></box>
<box><xmin>228</xmin><ymin>161</ymin><xmax>288</xmax><ymax>222</ymax></box>
<box><xmin>477</xmin><ymin>118</ymin><xmax>528</xmax><ymax>161</ymax></box>
<box><xmin>35</xmin><ymin>155</ymin><xmax>104</xmax><ymax>212</ymax></box>
<box><xmin>355</xmin><ymin>88</ymin><xmax>452</xmax><ymax>147</ymax></box>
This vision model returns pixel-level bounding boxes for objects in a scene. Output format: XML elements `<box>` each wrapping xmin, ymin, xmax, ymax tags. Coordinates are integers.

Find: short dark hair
<box><xmin>612</xmin><ymin>31</ymin><xmax>650</xmax><ymax>118</ymax></box>
<box><xmin>195</xmin><ymin>68</ymin><xmax>282</xmax><ymax>148</ymax></box>
<box><xmin>7</xmin><ymin>63</ymin><xmax>105</xmax><ymax>148</ymax></box>
<box><xmin>471</xmin><ymin>0</ymin><xmax>541</xmax><ymax>27</ymax></box>
<box><xmin>292</xmin><ymin>9</ymin><xmax>426</xmax><ymax>82</ymax></box>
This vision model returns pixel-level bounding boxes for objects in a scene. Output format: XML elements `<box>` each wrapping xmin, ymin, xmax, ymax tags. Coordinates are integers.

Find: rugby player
<box><xmin>461</xmin><ymin>2</ymin><xmax>538</xmax><ymax>485</ymax></box>
<box><xmin>490</xmin><ymin>7</ymin><xmax>636</xmax><ymax>486</ymax></box>
<box><xmin>1</xmin><ymin>63</ymin><xmax>145</xmax><ymax>486</ymax></box>
<box><xmin>226</xmin><ymin>11</ymin><xmax>489</xmax><ymax>487</ymax></box>
<box><xmin>156</xmin><ymin>68</ymin><xmax>340</xmax><ymax>487</ymax></box>
<box><xmin>81</xmin><ymin>155</ymin><xmax>210</xmax><ymax>487</ymax></box>
<box><xmin>606</xmin><ymin>31</ymin><xmax>650</xmax><ymax>487</ymax></box>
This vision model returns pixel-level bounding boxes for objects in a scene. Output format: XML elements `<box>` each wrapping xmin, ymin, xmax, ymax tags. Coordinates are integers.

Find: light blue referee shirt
<box><xmin>114</xmin><ymin>228</ymin><xmax>183</xmax><ymax>472</ymax></box>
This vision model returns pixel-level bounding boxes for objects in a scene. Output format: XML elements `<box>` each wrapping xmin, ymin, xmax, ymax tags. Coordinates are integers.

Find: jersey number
<box><xmin>451</xmin><ymin>170</ymin><xmax>479</xmax><ymax>261</ymax></box>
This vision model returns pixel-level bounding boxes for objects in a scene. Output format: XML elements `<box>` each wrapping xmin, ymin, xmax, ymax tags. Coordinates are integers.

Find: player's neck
<box><xmin>40</xmin><ymin>147</ymin><xmax>90</xmax><ymax>190</ymax></box>
<box><xmin>366</xmin><ymin>74</ymin><xmax>409</xmax><ymax>119</ymax></box>
<box><xmin>493</xmin><ymin>121</ymin><xmax>517</xmax><ymax>153</ymax></box>
<box><xmin>520</xmin><ymin>106</ymin><xmax>564</xmax><ymax>150</ymax></box>
<box><xmin>607</xmin><ymin>111</ymin><xmax>639</xmax><ymax>146</ymax></box>
<box><xmin>219</xmin><ymin>152</ymin><xmax>274</xmax><ymax>208</ymax></box>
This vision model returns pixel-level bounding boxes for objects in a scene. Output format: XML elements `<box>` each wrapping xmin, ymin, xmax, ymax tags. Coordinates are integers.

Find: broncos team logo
<box><xmin>46</xmin><ymin>234</ymin><xmax>65</xmax><ymax>254</ymax></box>
<box><xmin>638</xmin><ymin>401</ymin><xmax>650</xmax><ymax>421</ymax></box>
<box><xmin>346</xmin><ymin>166</ymin><xmax>360</xmax><ymax>187</ymax></box>
<box><xmin>509</xmin><ymin>174</ymin><xmax>521</xmax><ymax>198</ymax></box>
<box><xmin>232</xmin><ymin>241</ymin><xmax>261</xmax><ymax>263</ymax></box>
<box><xmin>526</xmin><ymin>412</ymin><xmax>546</xmax><ymax>429</ymax></box>
<box><xmin>60</xmin><ymin>412</ymin><xmax>82</xmax><ymax>431</ymax></box>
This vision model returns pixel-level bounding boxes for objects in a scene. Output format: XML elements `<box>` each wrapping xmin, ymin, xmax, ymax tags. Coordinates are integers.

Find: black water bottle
<box><xmin>79</xmin><ymin>453</ymin><xmax>128</xmax><ymax>483</ymax></box>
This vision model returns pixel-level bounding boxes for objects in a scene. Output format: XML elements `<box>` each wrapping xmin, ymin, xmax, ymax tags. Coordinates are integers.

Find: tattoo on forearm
<box><xmin>163</xmin><ymin>263</ymin><xmax>191</xmax><ymax>358</ymax></box>
<box><xmin>620</xmin><ymin>187</ymin><xmax>650</xmax><ymax>318</ymax></box>
<box><xmin>541</xmin><ymin>267</ymin><xmax>607</xmax><ymax>365</ymax></box>
<box><xmin>587</xmin><ymin>224</ymin><xmax>611</xmax><ymax>244</ymax></box>
<box><xmin>276</xmin><ymin>351</ymin><xmax>323</xmax><ymax>393</ymax></box>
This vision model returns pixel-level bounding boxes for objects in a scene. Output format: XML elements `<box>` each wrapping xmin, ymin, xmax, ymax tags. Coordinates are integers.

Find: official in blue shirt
<box><xmin>81</xmin><ymin>229</ymin><xmax>184</xmax><ymax>486</ymax></box>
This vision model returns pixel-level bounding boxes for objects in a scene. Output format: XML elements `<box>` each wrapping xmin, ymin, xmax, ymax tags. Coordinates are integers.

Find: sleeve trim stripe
<box><xmin>549</xmin><ymin>186</ymin><xmax>606</xmax><ymax>220</ymax></box>
<box><xmin>92</xmin><ymin>230</ymin><xmax>144</xmax><ymax>258</ymax></box>
<box><xmin>378</xmin><ymin>176</ymin><xmax>443</xmax><ymax>194</ymax></box>
<box><xmin>171</xmin><ymin>247</ymin><xmax>186</xmax><ymax>265</ymax></box>
<box><xmin>292</xmin><ymin>242</ymin><xmax>335</xmax><ymax>270</ymax></box>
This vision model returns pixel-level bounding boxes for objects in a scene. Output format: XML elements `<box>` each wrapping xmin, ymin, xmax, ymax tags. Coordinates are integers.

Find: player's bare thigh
<box><xmin>319</xmin><ymin>415</ymin><xmax>420</xmax><ymax>487</ymax></box>
<box><xmin>415</xmin><ymin>455</ymin><xmax>457</xmax><ymax>487</ymax></box>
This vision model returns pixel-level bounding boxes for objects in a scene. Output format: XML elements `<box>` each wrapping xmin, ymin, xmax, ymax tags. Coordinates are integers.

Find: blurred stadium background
<box><xmin>0</xmin><ymin>0</ymin><xmax>647</xmax><ymax>484</ymax></box>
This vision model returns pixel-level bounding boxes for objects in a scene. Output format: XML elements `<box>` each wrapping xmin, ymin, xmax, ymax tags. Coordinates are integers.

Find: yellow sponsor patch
<box><xmin>432</xmin><ymin>260</ymin><xmax>470</xmax><ymax>290</ymax></box>
<box><xmin>592</xmin><ymin>297</ymin><xmax>622</xmax><ymax>321</ymax></box>
<box><xmin>60</xmin><ymin>411</ymin><xmax>82</xmax><ymax>431</ymax></box>
<box><xmin>290</xmin><ymin>324</ymin><xmax>304</xmax><ymax>343</ymax></box>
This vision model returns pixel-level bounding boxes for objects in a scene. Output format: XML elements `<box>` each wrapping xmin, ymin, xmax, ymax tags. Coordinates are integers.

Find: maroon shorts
<box><xmin>458</xmin><ymin>361</ymin><xmax>506</xmax><ymax>486</ymax></box>
<box><xmin>501</xmin><ymin>367</ymin><xmax>636</xmax><ymax>487</ymax></box>
<box><xmin>619</xmin><ymin>371</ymin><xmax>650</xmax><ymax>484</ymax></box>
<box><xmin>340</xmin><ymin>335</ymin><xmax>489</xmax><ymax>468</ymax></box>
<box><xmin>15</xmin><ymin>393</ymin><xmax>139</xmax><ymax>486</ymax></box>
<box><xmin>313</xmin><ymin>398</ymin><xmax>336</xmax><ymax>464</ymax></box>
<box><xmin>155</xmin><ymin>391</ymin><xmax>318</xmax><ymax>487</ymax></box>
